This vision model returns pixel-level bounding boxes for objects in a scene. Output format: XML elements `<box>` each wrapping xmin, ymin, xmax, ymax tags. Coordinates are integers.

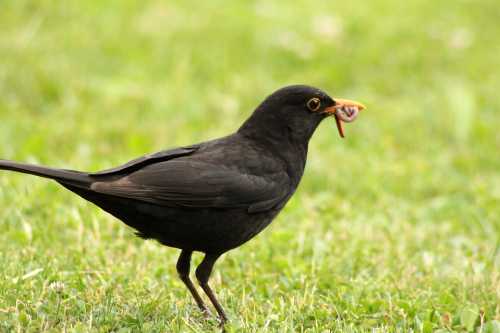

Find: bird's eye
<box><xmin>306</xmin><ymin>97</ymin><xmax>321</xmax><ymax>112</ymax></box>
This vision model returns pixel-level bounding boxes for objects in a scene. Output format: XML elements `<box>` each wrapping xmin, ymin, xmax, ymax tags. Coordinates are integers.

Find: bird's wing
<box><xmin>90</xmin><ymin>146</ymin><xmax>199</xmax><ymax>176</ymax></box>
<box><xmin>90</xmin><ymin>159</ymin><xmax>290</xmax><ymax>214</ymax></box>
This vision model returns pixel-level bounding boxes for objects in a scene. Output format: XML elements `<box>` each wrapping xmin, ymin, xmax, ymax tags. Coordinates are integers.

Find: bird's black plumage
<box><xmin>0</xmin><ymin>85</ymin><xmax>364</xmax><ymax>324</ymax></box>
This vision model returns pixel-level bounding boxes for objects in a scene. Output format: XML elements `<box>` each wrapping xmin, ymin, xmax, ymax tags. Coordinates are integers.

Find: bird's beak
<box><xmin>323</xmin><ymin>99</ymin><xmax>366</xmax><ymax>138</ymax></box>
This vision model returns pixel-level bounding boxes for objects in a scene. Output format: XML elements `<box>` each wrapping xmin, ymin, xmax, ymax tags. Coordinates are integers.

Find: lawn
<box><xmin>0</xmin><ymin>0</ymin><xmax>499</xmax><ymax>332</ymax></box>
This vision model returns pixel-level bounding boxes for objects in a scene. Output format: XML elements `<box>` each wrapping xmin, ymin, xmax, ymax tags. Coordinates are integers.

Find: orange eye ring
<box><xmin>306</xmin><ymin>97</ymin><xmax>321</xmax><ymax>112</ymax></box>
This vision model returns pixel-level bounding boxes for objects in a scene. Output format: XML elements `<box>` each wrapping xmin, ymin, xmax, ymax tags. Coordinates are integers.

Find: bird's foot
<box><xmin>200</xmin><ymin>307</ymin><xmax>212</xmax><ymax>320</ymax></box>
<box><xmin>218</xmin><ymin>318</ymin><xmax>227</xmax><ymax>332</ymax></box>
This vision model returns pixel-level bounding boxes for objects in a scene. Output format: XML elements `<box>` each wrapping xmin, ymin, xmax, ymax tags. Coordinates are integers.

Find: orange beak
<box><xmin>323</xmin><ymin>98</ymin><xmax>366</xmax><ymax>138</ymax></box>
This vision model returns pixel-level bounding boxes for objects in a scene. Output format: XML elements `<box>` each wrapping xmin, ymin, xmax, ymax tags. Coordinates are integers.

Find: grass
<box><xmin>0</xmin><ymin>0</ymin><xmax>499</xmax><ymax>331</ymax></box>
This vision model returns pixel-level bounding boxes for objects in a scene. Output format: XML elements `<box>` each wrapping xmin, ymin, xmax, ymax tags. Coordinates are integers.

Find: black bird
<box><xmin>0</xmin><ymin>85</ymin><xmax>364</xmax><ymax>324</ymax></box>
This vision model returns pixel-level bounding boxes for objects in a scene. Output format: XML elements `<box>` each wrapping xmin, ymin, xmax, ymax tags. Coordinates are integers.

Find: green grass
<box><xmin>1</xmin><ymin>0</ymin><xmax>499</xmax><ymax>332</ymax></box>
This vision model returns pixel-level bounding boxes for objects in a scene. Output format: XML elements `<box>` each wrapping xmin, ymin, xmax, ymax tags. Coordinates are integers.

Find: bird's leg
<box><xmin>176</xmin><ymin>250</ymin><xmax>210</xmax><ymax>316</ymax></box>
<box><xmin>195</xmin><ymin>253</ymin><xmax>228</xmax><ymax>324</ymax></box>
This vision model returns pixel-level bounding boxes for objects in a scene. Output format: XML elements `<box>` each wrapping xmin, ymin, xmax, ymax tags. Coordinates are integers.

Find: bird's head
<box><xmin>238</xmin><ymin>85</ymin><xmax>365</xmax><ymax>142</ymax></box>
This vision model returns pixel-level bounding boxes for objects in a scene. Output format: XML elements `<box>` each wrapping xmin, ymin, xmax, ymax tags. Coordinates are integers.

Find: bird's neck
<box><xmin>237</xmin><ymin>124</ymin><xmax>309</xmax><ymax>185</ymax></box>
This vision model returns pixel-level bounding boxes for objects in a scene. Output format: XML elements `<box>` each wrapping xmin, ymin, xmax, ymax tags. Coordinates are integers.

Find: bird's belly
<box><xmin>93</xmin><ymin>196</ymin><xmax>278</xmax><ymax>253</ymax></box>
<box><xmin>132</xmin><ymin>204</ymin><xmax>279</xmax><ymax>253</ymax></box>
<box><xmin>63</xmin><ymin>185</ymin><xmax>281</xmax><ymax>253</ymax></box>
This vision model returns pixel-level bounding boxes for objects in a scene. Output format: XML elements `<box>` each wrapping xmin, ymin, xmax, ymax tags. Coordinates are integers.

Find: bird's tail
<box><xmin>0</xmin><ymin>159</ymin><xmax>92</xmax><ymax>187</ymax></box>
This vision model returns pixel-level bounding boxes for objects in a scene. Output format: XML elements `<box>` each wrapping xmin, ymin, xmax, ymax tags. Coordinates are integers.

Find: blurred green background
<box><xmin>0</xmin><ymin>1</ymin><xmax>499</xmax><ymax>332</ymax></box>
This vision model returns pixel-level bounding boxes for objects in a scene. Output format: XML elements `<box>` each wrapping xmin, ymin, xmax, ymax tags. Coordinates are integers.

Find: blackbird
<box><xmin>0</xmin><ymin>85</ymin><xmax>364</xmax><ymax>324</ymax></box>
